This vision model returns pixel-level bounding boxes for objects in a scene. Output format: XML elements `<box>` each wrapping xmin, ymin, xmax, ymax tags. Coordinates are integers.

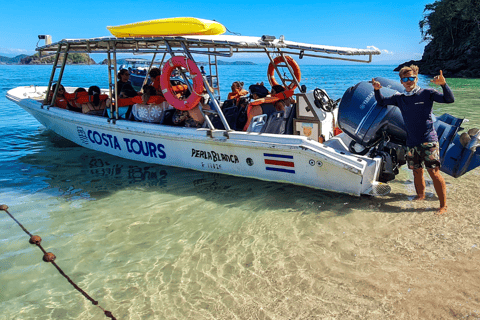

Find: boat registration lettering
<box><xmin>88</xmin><ymin>130</ymin><xmax>122</xmax><ymax>150</ymax></box>
<box><xmin>86</xmin><ymin>129</ymin><xmax>166</xmax><ymax>159</ymax></box>
<box><xmin>123</xmin><ymin>138</ymin><xmax>166</xmax><ymax>159</ymax></box>
<box><xmin>191</xmin><ymin>148</ymin><xmax>239</xmax><ymax>164</ymax></box>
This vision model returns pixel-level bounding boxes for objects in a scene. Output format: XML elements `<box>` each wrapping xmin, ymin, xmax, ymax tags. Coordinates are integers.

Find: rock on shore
<box><xmin>396</xmin><ymin>41</ymin><xmax>480</xmax><ymax>78</ymax></box>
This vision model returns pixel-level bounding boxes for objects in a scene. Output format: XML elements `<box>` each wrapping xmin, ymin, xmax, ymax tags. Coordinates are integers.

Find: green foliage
<box><xmin>420</xmin><ymin>0</ymin><xmax>480</xmax><ymax>47</ymax></box>
<box><xmin>20</xmin><ymin>52</ymin><xmax>94</xmax><ymax>64</ymax></box>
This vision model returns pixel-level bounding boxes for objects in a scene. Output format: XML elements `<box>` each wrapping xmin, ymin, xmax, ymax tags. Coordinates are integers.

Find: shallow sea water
<box><xmin>1</xmin><ymin>65</ymin><xmax>480</xmax><ymax>319</ymax></box>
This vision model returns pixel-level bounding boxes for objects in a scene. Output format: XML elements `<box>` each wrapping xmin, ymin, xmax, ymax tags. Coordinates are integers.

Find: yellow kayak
<box><xmin>107</xmin><ymin>17</ymin><xmax>226</xmax><ymax>37</ymax></box>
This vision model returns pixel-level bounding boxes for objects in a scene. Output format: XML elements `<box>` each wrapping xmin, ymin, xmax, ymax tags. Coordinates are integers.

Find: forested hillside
<box><xmin>397</xmin><ymin>0</ymin><xmax>480</xmax><ymax>77</ymax></box>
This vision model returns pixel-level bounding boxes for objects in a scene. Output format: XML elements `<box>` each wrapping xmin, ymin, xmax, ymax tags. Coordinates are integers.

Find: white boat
<box><xmin>7</xmin><ymin>33</ymin><xmax>480</xmax><ymax>197</ymax></box>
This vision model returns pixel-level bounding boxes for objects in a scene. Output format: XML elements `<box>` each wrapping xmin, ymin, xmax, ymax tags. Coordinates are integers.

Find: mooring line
<box><xmin>0</xmin><ymin>204</ymin><xmax>116</xmax><ymax>320</ymax></box>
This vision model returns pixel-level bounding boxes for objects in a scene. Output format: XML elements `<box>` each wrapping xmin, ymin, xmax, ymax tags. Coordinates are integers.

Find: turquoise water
<box><xmin>1</xmin><ymin>64</ymin><xmax>480</xmax><ymax>319</ymax></box>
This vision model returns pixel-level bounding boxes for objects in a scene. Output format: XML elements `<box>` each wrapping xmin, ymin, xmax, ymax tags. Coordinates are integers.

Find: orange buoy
<box><xmin>161</xmin><ymin>57</ymin><xmax>204</xmax><ymax>111</ymax></box>
<box><xmin>267</xmin><ymin>56</ymin><xmax>301</xmax><ymax>90</ymax></box>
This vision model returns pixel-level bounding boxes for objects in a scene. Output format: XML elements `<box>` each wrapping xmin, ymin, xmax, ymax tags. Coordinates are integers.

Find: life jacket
<box><xmin>116</xmin><ymin>84</ymin><xmax>187</xmax><ymax>107</ymax></box>
<box><xmin>117</xmin><ymin>97</ymin><xmax>137</xmax><ymax>107</ymax></box>
<box><xmin>172</xmin><ymin>84</ymin><xmax>188</xmax><ymax>94</ymax></box>
<box><xmin>49</xmin><ymin>91</ymin><xmax>74</xmax><ymax>109</ymax></box>
<box><xmin>55</xmin><ymin>97</ymin><xmax>69</xmax><ymax>109</ymax></box>
<box><xmin>246</xmin><ymin>90</ymin><xmax>294</xmax><ymax>117</ymax></box>
<box><xmin>243</xmin><ymin>90</ymin><xmax>295</xmax><ymax>131</ymax></box>
<box><xmin>69</xmin><ymin>91</ymin><xmax>87</xmax><ymax>109</ymax></box>
<box><xmin>131</xmin><ymin>95</ymin><xmax>166</xmax><ymax>105</ymax></box>
<box><xmin>227</xmin><ymin>89</ymin><xmax>248</xmax><ymax>102</ymax></box>
<box><xmin>152</xmin><ymin>75</ymin><xmax>161</xmax><ymax>92</ymax></box>
<box><xmin>273</xmin><ymin>89</ymin><xmax>294</xmax><ymax>101</ymax></box>
<box><xmin>74</xmin><ymin>91</ymin><xmax>109</xmax><ymax>105</ymax></box>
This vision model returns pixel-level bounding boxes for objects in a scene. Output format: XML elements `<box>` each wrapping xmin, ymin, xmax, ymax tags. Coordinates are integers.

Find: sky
<box><xmin>0</xmin><ymin>0</ymin><xmax>435</xmax><ymax>65</ymax></box>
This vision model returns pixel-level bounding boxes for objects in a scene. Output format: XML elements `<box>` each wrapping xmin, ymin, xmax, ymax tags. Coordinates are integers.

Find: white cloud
<box><xmin>381</xmin><ymin>49</ymin><xmax>394</xmax><ymax>55</ymax></box>
<box><xmin>0</xmin><ymin>47</ymin><xmax>30</xmax><ymax>55</ymax></box>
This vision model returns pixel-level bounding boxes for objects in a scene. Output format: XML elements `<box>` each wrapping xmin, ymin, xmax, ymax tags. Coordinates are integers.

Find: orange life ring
<box><xmin>267</xmin><ymin>56</ymin><xmax>301</xmax><ymax>90</ymax></box>
<box><xmin>161</xmin><ymin>57</ymin><xmax>204</xmax><ymax>111</ymax></box>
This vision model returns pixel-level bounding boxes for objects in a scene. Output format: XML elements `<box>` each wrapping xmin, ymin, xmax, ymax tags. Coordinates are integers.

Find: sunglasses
<box><xmin>401</xmin><ymin>77</ymin><xmax>416</xmax><ymax>82</ymax></box>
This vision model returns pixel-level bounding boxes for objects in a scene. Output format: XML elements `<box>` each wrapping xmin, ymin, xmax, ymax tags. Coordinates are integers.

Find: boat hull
<box><xmin>7</xmin><ymin>86</ymin><xmax>388</xmax><ymax>197</ymax></box>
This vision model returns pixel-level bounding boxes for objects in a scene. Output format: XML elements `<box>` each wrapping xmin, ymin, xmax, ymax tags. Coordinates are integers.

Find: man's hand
<box><xmin>372</xmin><ymin>78</ymin><xmax>382</xmax><ymax>90</ymax></box>
<box><xmin>431</xmin><ymin>70</ymin><xmax>446</xmax><ymax>86</ymax></box>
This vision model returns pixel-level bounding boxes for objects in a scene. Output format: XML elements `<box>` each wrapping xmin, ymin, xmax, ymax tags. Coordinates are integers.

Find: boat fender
<box><xmin>161</xmin><ymin>57</ymin><xmax>204</xmax><ymax>111</ymax></box>
<box><xmin>267</xmin><ymin>55</ymin><xmax>301</xmax><ymax>90</ymax></box>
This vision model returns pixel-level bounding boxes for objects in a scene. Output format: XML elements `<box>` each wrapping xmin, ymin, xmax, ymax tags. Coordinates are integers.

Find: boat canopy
<box><xmin>36</xmin><ymin>34</ymin><xmax>381</xmax><ymax>62</ymax></box>
<box><xmin>36</xmin><ymin>34</ymin><xmax>381</xmax><ymax>129</ymax></box>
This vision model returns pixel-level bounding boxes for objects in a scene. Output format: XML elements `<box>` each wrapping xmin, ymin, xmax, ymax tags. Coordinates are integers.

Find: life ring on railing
<box><xmin>267</xmin><ymin>55</ymin><xmax>301</xmax><ymax>90</ymax></box>
<box><xmin>161</xmin><ymin>57</ymin><xmax>204</xmax><ymax>111</ymax></box>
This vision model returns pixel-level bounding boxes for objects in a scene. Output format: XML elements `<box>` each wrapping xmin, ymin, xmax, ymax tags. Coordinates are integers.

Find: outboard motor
<box><xmin>337</xmin><ymin>77</ymin><xmax>480</xmax><ymax>180</ymax></box>
<box><xmin>338</xmin><ymin>77</ymin><xmax>407</xmax><ymax>149</ymax></box>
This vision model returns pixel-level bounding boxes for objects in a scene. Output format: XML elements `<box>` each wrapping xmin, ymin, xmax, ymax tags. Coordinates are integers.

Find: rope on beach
<box><xmin>0</xmin><ymin>204</ymin><xmax>116</xmax><ymax>320</ymax></box>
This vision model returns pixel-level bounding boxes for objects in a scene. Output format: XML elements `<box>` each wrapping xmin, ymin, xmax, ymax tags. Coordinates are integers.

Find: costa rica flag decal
<box><xmin>264</xmin><ymin>153</ymin><xmax>295</xmax><ymax>174</ymax></box>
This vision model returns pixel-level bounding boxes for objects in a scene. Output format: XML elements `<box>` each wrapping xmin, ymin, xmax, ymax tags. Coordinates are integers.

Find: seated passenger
<box><xmin>69</xmin><ymin>87</ymin><xmax>87</xmax><ymax>112</ymax></box>
<box><xmin>148</xmin><ymin>68</ymin><xmax>162</xmax><ymax>95</ymax></box>
<box><xmin>131</xmin><ymin>85</ymin><xmax>168</xmax><ymax>123</ymax></box>
<box><xmin>242</xmin><ymin>84</ymin><xmax>272</xmax><ymax>131</ymax></box>
<box><xmin>172</xmin><ymin>86</ymin><xmax>212</xmax><ymax>128</ymax></box>
<box><xmin>227</xmin><ymin>81</ymin><xmax>249</xmax><ymax>106</ymax></box>
<box><xmin>79</xmin><ymin>86</ymin><xmax>111</xmax><ymax>115</ymax></box>
<box><xmin>141</xmin><ymin>85</ymin><xmax>157</xmax><ymax>104</ymax></box>
<box><xmin>47</xmin><ymin>84</ymin><xmax>73</xmax><ymax>109</ymax></box>
<box><xmin>117</xmin><ymin>69</ymin><xmax>138</xmax><ymax>99</ymax></box>
<box><xmin>270</xmin><ymin>85</ymin><xmax>295</xmax><ymax>110</ymax></box>
<box><xmin>113</xmin><ymin>69</ymin><xmax>139</xmax><ymax>118</ymax></box>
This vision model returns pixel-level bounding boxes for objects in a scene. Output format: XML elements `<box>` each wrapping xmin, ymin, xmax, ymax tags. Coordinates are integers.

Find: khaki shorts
<box><xmin>406</xmin><ymin>142</ymin><xmax>441</xmax><ymax>169</ymax></box>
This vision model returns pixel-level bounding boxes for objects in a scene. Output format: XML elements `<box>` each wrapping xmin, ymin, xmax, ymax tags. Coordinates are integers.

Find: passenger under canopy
<box><xmin>36</xmin><ymin>33</ymin><xmax>380</xmax><ymax>131</ymax></box>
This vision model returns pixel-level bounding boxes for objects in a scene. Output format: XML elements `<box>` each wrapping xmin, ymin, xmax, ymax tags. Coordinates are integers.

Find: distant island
<box><xmin>396</xmin><ymin>0</ymin><xmax>479</xmax><ymax>78</ymax></box>
<box><xmin>216</xmin><ymin>60</ymin><xmax>256</xmax><ymax>65</ymax></box>
<box><xmin>20</xmin><ymin>53</ymin><xmax>96</xmax><ymax>65</ymax></box>
<box><xmin>0</xmin><ymin>54</ymin><xmax>30</xmax><ymax>64</ymax></box>
<box><xmin>99</xmin><ymin>59</ymin><xmax>256</xmax><ymax>66</ymax></box>
<box><xmin>1</xmin><ymin>53</ymin><xmax>95</xmax><ymax>65</ymax></box>
<box><xmin>0</xmin><ymin>54</ymin><xmax>257</xmax><ymax>66</ymax></box>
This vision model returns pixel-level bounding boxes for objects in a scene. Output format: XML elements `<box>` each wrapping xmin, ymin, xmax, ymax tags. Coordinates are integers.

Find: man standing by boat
<box><xmin>371</xmin><ymin>66</ymin><xmax>454</xmax><ymax>215</ymax></box>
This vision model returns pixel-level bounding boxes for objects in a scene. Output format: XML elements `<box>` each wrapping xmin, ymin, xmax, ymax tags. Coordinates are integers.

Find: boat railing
<box><xmin>176</xmin><ymin>40</ymin><xmax>232</xmax><ymax>134</ymax></box>
<box><xmin>36</xmin><ymin>36</ymin><xmax>380</xmax><ymax>133</ymax></box>
<box><xmin>42</xmin><ymin>42</ymin><xmax>70</xmax><ymax>109</ymax></box>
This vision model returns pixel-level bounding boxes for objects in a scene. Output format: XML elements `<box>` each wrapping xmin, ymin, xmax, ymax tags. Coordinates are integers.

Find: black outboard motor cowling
<box><xmin>338</xmin><ymin>77</ymin><xmax>407</xmax><ymax>148</ymax></box>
